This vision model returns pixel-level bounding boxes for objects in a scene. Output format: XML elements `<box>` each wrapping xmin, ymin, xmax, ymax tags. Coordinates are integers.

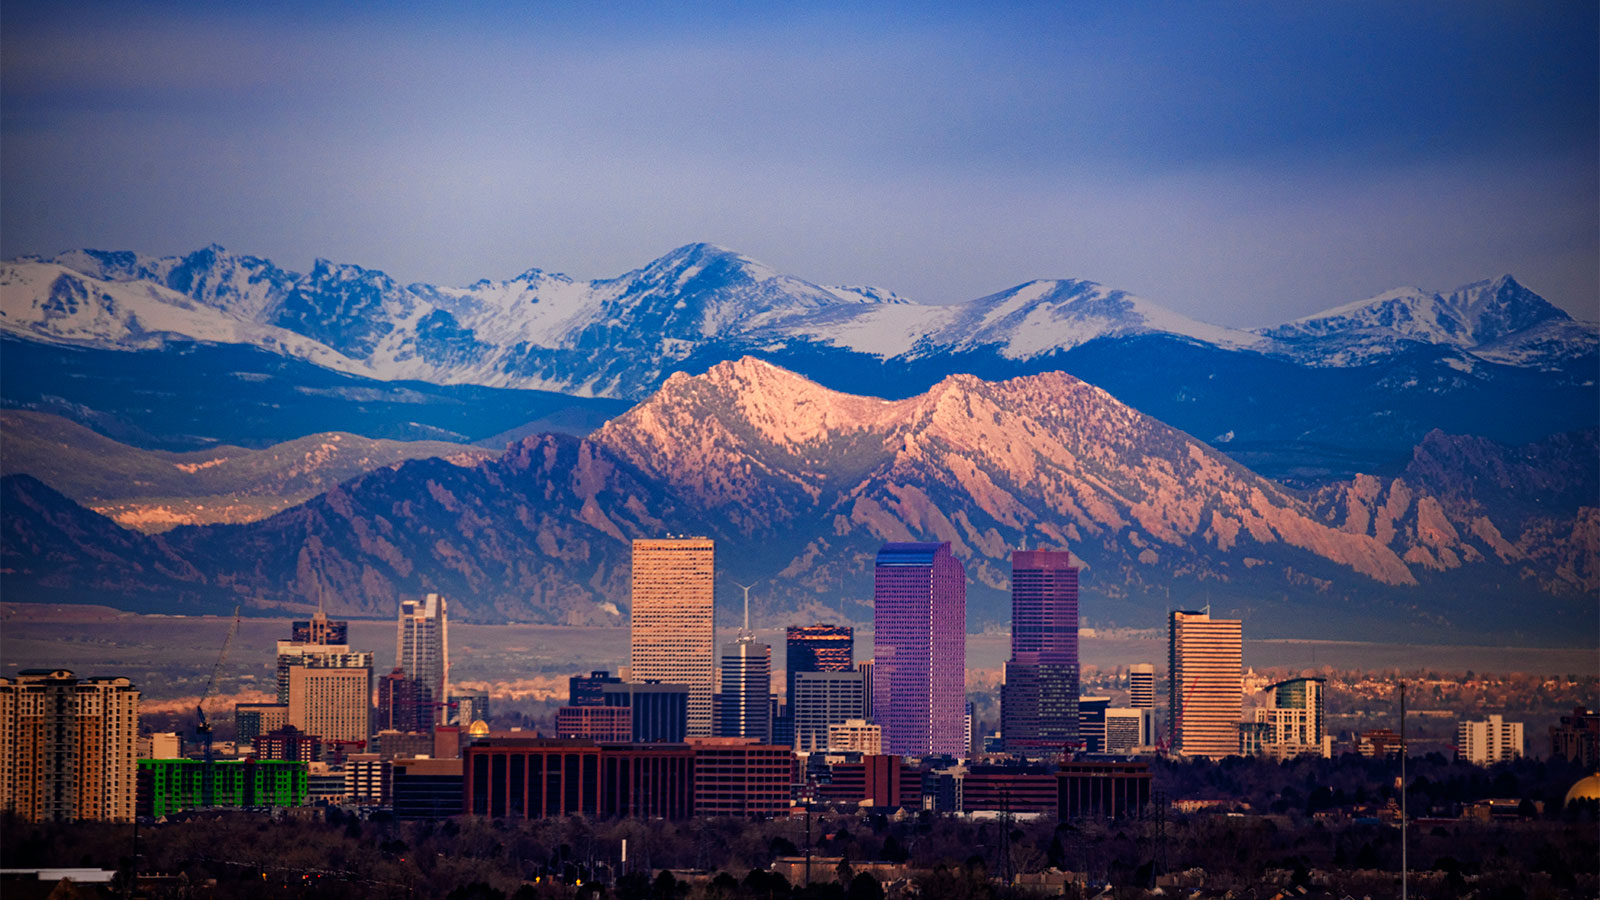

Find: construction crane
<box><xmin>196</xmin><ymin>606</ymin><xmax>241</xmax><ymax>807</ymax></box>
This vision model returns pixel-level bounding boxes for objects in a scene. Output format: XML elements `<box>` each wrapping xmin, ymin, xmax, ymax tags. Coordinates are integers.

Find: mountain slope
<box><xmin>1259</xmin><ymin>275</ymin><xmax>1588</xmax><ymax>367</ymax></box>
<box><xmin>0</xmin><ymin>336</ymin><xmax>630</xmax><ymax>451</ymax></box>
<box><xmin>0</xmin><ymin>410</ymin><xmax>497</xmax><ymax>531</ymax></box>
<box><xmin>0</xmin><ymin>474</ymin><xmax>211</xmax><ymax>613</ymax></box>
<box><xmin>4</xmin><ymin>360</ymin><xmax>1590</xmax><ymax>639</ymax></box>
<box><xmin>590</xmin><ymin>359</ymin><xmax>1417</xmax><ymax>596</ymax></box>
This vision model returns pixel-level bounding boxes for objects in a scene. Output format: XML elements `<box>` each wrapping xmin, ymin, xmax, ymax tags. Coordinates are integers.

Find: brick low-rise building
<box><xmin>255</xmin><ymin>725</ymin><xmax>322</xmax><ymax>762</ymax></box>
<box><xmin>961</xmin><ymin>765</ymin><xmax>1059</xmax><ymax>813</ymax></box>
<box><xmin>689</xmin><ymin>737</ymin><xmax>793</xmax><ymax>818</ymax></box>
<box><xmin>556</xmin><ymin>705</ymin><xmax>632</xmax><ymax>743</ymax></box>
<box><xmin>1058</xmin><ymin>761</ymin><xmax>1152</xmax><ymax>819</ymax></box>
<box><xmin>393</xmin><ymin>757</ymin><xmax>463</xmax><ymax>820</ymax></box>
<box><xmin>463</xmin><ymin>739</ymin><xmax>696</xmax><ymax>819</ymax></box>
<box><xmin>457</xmin><ymin>736</ymin><xmax>795</xmax><ymax>820</ymax></box>
<box><xmin>816</xmin><ymin>754</ymin><xmax>920</xmax><ymax>809</ymax></box>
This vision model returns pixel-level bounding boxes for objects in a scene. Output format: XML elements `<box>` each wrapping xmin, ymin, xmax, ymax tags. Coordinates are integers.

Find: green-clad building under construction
<box><xmin>137</xmin><ymin>759</ymin><xmax>307</xmax><ymax>817</ymax></box>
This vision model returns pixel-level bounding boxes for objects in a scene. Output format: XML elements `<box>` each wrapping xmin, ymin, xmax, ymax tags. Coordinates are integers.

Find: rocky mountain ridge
<box><xmin>3</xmin><ymin>360</ymin><xmax>1591</xmax><ymax>640</ymax></box>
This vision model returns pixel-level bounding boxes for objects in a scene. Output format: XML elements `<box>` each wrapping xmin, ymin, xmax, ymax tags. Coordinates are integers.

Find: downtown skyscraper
<box><xmin>872</xmin><ymin>542</ymin><xmax>966</xmax><ymax>757</ymax></box>
<box><xmin>1169</xmin><ymin>609</ymin><xmax>1243</xmax><ymax>760</ymax></box>
<box><xmin>718</xmin><ymin>639</ymin><xmax>772</xmax><ymax>742</ymax></box>
<box><xmin>630</xmin><ymin>537</ymin><xmax>715</xmax><ymax>736</ymax></box>
<box><xmin>1001</xmin><ymin>549</ymin><xmax>1080</xmax><ymax>755</ymax></box>
<box><xmin>397</xmin><ymin>593</ymin><xmax>449</xmax><ymax>706</ymax></box>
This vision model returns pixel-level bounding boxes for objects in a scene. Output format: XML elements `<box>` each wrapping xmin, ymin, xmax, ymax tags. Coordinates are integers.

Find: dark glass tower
<box><xmin>569</xmin><ymin>670</ymin><xmax>622</xmax><ymax>707</ymax></box>
<box><xmin>784</xmin><ymin>624</ymin><xmax>854</xmax><ymax>705</ymax></box>
<box><xmin>718</xmin><ymin>639</ymin><xmax>772</xmax><ymax>742</ymax></box>
<box><xmin>1001</xmin><ymin>549</ymin><xmax>1080</xmax><ymax>755</ymax></box>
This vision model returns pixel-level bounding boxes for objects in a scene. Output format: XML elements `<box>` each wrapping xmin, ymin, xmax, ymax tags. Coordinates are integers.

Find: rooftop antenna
<box><xmin>735</xmin><ymin>581</ymin><xmax>756</xmax><ymax>640</ymax></box>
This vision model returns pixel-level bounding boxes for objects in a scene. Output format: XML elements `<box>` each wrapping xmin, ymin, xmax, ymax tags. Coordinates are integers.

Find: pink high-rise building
<box><xmin>871</xmin><ymin>542</ymin><xmax>966</xmax><ymax>757</ymax></box>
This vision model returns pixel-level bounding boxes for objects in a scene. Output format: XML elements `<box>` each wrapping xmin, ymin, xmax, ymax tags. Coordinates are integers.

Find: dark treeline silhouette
<box><xmin>2</xmin><ymin>754</ymin><xmax>1595</xmax><ymax>899</ymax></box>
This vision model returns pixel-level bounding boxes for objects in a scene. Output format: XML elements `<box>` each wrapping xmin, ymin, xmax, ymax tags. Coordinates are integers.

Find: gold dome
<box><xmin>1565</xmin><ymin>773</ymin><xmax>1600</xmax><ymax>806</ymax></box>
<box><xmin>468</xmin><ymin>719</ymin><xmax>491</xmax><ymax>737</ymax></box>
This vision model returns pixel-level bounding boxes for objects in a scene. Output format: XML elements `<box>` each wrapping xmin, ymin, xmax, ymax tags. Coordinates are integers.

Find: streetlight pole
<box><xmin>1400</xmin><ymin>679</ymin><xmax>1407</xmax><ymax>900</ymax></box>
<box><xmin>804</xmin><ymin>803</ymin><xmax>813</xmax><ymax>888</ymax></box>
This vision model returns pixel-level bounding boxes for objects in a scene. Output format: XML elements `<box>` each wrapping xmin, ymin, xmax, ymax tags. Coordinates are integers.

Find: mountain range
<box><xmin>5</xmin><ymin>243</ymin><xmax>1593</xmax><ymax>390</ymax></box>
<box><xmin>3</xmin><ymin>243</ymin><xmax>1594</xmax><ymax>484</ymax></box>
<box><xmin>0</xmin><ymin>410</ymin><xmax>496</xmax><ymax>532</ymax></box>
<box><xmin>3</xmin><ymin>359</ymin><xmax>1592</xmax><ymax>642</ymax></box>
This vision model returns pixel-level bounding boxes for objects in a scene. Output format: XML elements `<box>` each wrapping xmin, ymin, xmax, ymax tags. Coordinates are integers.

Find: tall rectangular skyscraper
<box><xmin>1168</xmin><ymin>610</ymin><xmax>1243</xmax><ymax>760</ymax></box>
<box><xmin>631</xmin><ymin>537</ymin><xmax>715</xmax><ymax>736</ymax></box>
<box><xmin>872</xmin><ymin>542</ymin><xmax>966</xmax><ymax>757</ymax></box>
<box><xmin>784</xmin><ymin>624</ymin><xmax>854</xmax><ymax>705</ymax></box>
<box><xmin>1001</xmin><ymin>549</ymin><xmax>1080</xmax><ymax>755</ymax></box>
<box><xmin>718</xmin><ymin>639</ymin><xmax>772</xmax><ymax>742</ymax></box>
<box><xmin>397</xmin><ymin>593</ymin><xmax>448</xmax><ymax>711</ymax></box>
<box><xmin>289</xmin><ymin>664</ymin><xmax>373</xmax><ymax>744</ymax></box>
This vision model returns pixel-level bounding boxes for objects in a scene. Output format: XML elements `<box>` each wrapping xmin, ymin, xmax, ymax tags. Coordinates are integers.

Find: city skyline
<box><xmin>0</xmin><ymin>5</ymin><xmax>1592</xmax><ymax>891</ymax></box>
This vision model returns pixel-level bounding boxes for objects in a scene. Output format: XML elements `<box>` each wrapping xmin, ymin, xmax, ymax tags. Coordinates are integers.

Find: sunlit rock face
<box><xmin>4</xmin><ymin>359</ymin><xmax>1591</xmax><ymax>640</ymax></box>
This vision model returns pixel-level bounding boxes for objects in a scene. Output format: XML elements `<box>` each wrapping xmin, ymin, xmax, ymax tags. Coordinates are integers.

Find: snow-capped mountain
<box><xmin>0</xmin><ymin>241</ymin><xmax>1391</xmax><ymax>398</ymax></box>
<box><xmin>0</xmin><ymin>260</ymin><xmax>370</xmax><ymax>374</ymax></box>
<box><xmin>779</xmin><ymin>277</ymin><xmax>1266</xmax><ymax>359</ymax></box>
<box><xmin>1258</xmin><ymin>275</ymin><xmax>1592</xmax><ymax>368</ymax></box>
<box><xmin>7</xmin><ymin>243</ymin><xmax>1593</xmax><ymax>486</ymax></box>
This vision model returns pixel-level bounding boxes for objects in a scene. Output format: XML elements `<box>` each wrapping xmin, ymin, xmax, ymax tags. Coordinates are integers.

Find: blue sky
<box><xmin>3</xmin><ymin>2</ymin><xmax>1595</xmax><ymax>324</ymax></box>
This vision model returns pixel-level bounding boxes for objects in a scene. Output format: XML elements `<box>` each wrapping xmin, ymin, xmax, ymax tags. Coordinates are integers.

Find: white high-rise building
<box><xmin>397</xmin><ymin>593</ymin><xmax>449</xmax><ymax>709</ymax></box>
<box><xmin>792</xmin><ymin>671</ymin><xmax>866</xmax><ymax>752</ymax></box>
<box><xmin>276</xmin><ymin>643</ymin><xmax>371</xmax><ymax>703</ymax></box>
<box><xmin>1457</xmin><ymin>714</ymin><xmax>1524</xmax><ymax>765</ymax></box>
<box><xmin>631</xmin><ymin>538</ymin><xmax>716</xmax><ymax>736</ymax></box>
<box><xmin>288</xmin><ymin>662</ymin><xmax>373</xmax><ymax>744</ymax></box>
<box><xmin>719</xmin><ymin>639</ymin><xmax>772</xmax><ymax>742</ymax></box>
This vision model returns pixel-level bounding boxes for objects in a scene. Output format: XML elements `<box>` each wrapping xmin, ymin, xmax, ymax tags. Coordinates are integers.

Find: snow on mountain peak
<box><xmin>4</xmin><ymin>240</ymin><xmax>1585</xmax><ymax>397</ymax></box>
<box><xmin>1260</xmin><ymin>274</ymin><xmax>1576</xmax><ymax>366</ymax></box>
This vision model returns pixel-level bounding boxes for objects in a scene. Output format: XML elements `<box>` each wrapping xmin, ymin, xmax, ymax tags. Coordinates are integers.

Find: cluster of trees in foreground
<box><xmin>2</xmin><ymin>756</ymin><xmax>1595</xmax><ymax>899</ymax></box>
<box><xmin>6</xmin><ymin>809</ymin><xmax>1594</xmax><ymax>899</ymax></box>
